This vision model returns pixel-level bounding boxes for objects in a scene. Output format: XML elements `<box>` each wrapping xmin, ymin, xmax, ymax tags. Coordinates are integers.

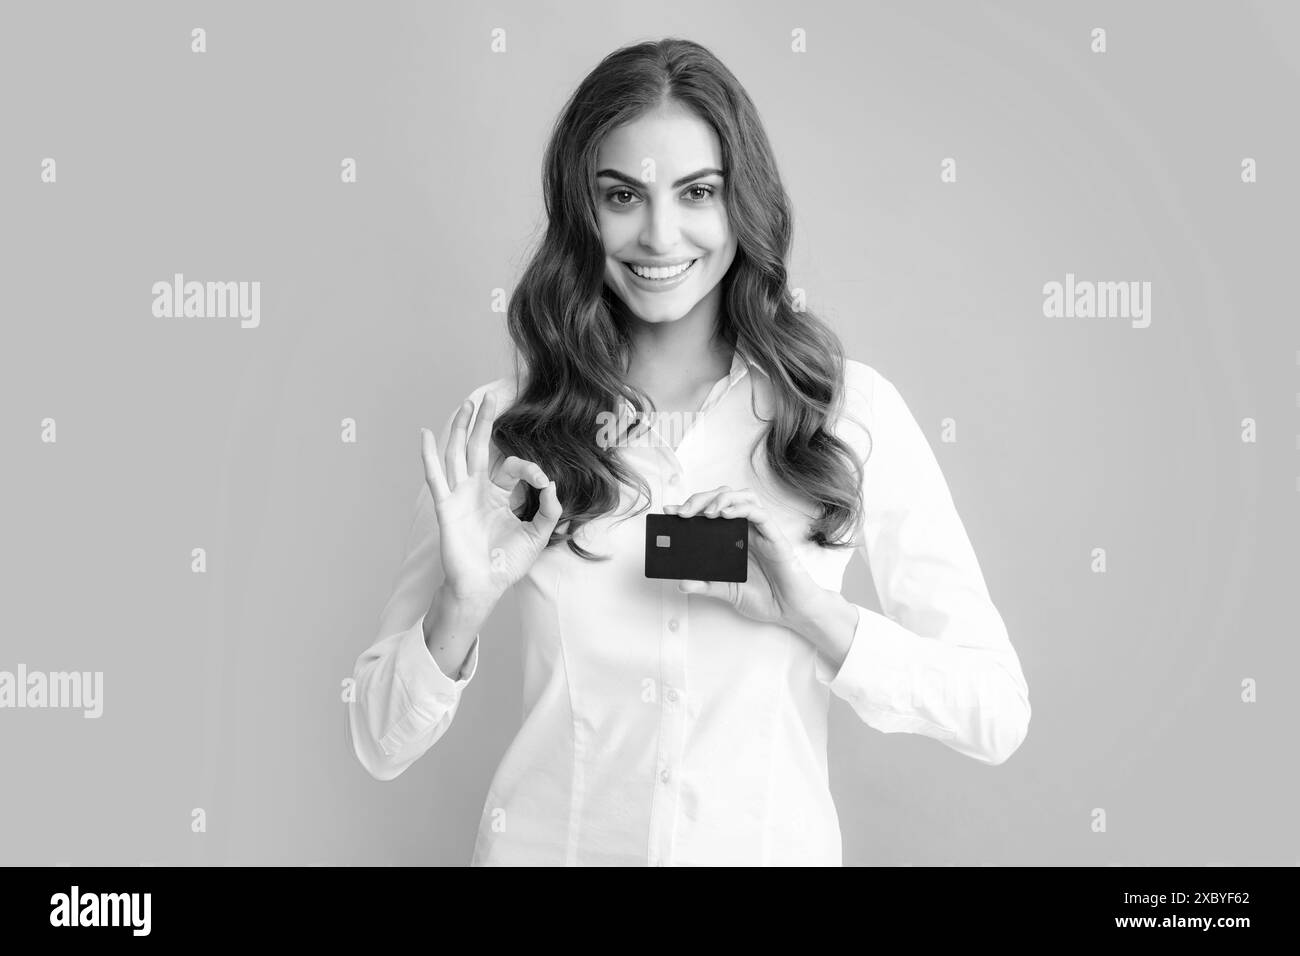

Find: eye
<box><xmin>603</xmin><ymin>184</ymin><xmax>718</xmax><ymax>207</ymax></box>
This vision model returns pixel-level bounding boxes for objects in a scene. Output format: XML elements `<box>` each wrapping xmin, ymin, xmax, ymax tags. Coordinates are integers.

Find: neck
<box><xmin>623</xmin><ymin>294</ymin><xmax>731</xmax><ymax>393</ymax></box>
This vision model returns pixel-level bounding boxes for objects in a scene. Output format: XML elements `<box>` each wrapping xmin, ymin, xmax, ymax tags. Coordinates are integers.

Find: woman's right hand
<box><xmin>421</xmin><ymin>390</ymin><xmax>563</xmax><ymax>613</ymax></box>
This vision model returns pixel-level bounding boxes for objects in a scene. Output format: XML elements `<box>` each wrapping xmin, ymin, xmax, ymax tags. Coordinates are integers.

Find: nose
<box><xmin>639</xmin><ymin>197</ymin><xmax>682</xmax><ymax>253</ymax></box>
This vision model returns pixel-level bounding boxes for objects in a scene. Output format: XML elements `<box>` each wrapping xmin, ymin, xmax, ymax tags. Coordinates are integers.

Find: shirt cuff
<box><xmin>812</xmin><ymin>603</ymin><xmax>919</xmax><ymax>716</ymax></box>
<box><xmin>394</xmin><ymin>609</ymin><xmax>480</xmax><ymax>709</ymax></box>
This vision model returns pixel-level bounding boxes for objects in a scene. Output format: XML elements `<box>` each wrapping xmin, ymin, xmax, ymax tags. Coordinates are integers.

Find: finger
<box><xmin>445</xmin><ymin>400</ymin><xmax>472</xmax><ymax>489</ymax></box>
<box><xmin>701</xmin><ymin>489</ymin><xmax>758</xmax><ymax>518</ymax></box>
<box><xmin>739</xmin><ymin>505</ymin><xmax>779</xmax><ymax>543</ymax></box>
<box><xmin>466</xmin><ymin>391</ymin><xmax>495</xmax><ymax>476</ymax></box>
<box><xmin>491</xmin><ymin>455</ymin><xmax>549</xmax><ymax>495</ymax></box>
<box><xmin>668</xmin><ymin>485</ymin><xmax>733</xmax><ymax>517</ymax></box>
<box><xmin>696</xmin><ymin>492</ymin><xmax>789</xmax><ymax>552</ymax></box>
<box><xmin>421</xmin><ymin>426</ymin><xmax>450</xmax><ymax>505</ymax></box>
<box><xmin>733</xmin><ymin>506</ymin><xmax>788</xmax><ymax>551</ymax></box>
<box><xmin>529</xmin><ymin>479</ymin><xmax>563</xmax><ymax>542</ymax></box>
<box><xmin>677</xmin><ymin>578</ymin><xmax>739</xmax><ymax>607</ymax></box>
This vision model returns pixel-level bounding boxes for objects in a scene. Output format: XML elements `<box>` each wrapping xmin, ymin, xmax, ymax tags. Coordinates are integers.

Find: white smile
<box><xmin>625</xmin><ymin>259</ymin><xmax>698</xmax><ymax>280</ymax></box>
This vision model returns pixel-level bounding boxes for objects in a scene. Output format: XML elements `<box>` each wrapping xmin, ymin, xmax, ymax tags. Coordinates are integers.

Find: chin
<box><xmin>625</xmin><ymin>299</ymin><xmax>696</xmax><ymax>324</ymax></box>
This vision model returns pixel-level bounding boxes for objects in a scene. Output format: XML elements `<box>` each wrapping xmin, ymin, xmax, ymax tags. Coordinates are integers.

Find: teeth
<box><xmin>629</xmin><ymin>260</ymin><xmax>694</xmax><ymax>279</ymax></box>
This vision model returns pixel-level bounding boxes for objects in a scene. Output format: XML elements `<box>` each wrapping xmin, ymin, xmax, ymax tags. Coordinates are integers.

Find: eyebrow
<box><xmin>596</xmin><ymin>167</ymin><xmax>724</xmax><ymax>189</ymax></box>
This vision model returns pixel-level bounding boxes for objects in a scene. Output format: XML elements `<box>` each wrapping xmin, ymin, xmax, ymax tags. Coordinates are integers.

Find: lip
<box><xmin>622</xmin><ymin>257</ymin><xmax>700</xmax><ymax>291</ymax></box>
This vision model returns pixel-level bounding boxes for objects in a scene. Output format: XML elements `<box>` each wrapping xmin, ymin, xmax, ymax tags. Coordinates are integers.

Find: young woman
<box><xmin>348</xmin><ymin>37</ymin><xmax>1030</xmax><ymax>866</ymax></box>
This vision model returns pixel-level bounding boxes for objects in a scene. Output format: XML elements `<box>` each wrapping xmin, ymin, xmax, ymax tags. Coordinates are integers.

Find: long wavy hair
<box><xmin>492</xmin><ymin>37</ymin><xmax>866</xmax><ymax>560</ymax></box>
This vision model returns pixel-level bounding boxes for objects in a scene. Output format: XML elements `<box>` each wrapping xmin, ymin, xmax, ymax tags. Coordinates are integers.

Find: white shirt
<box><xmin>348</xmin><ymin>351</ymin><xmax>1031</xmax><ymax>866</ymax></box>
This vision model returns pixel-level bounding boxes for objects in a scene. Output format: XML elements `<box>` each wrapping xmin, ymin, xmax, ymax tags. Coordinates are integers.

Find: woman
<box><xmin>348</xmin><ymin>37</ymin><xmax>1030</xmax><ymax>866</ymax></box>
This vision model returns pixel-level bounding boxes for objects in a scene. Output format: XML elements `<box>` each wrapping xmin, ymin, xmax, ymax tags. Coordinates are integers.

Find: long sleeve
<box><xmin>347</xmin><ymin>398</ymin><xmax>484</xmax><ymax>782</ymax></box>
<box><xmin>814</xmin><ymin>366</ymin><xmax>1031</xmax><ymax>766</ymax></box>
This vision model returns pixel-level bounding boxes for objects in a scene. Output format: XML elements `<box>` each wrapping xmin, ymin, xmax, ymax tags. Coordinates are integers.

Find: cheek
<box><xmin>597</xmin><ymin>211</ymin><xmax>636</xmax><ymax>251</ymax></box>
<box><xmin>694</xmin><ymin>214</ymin><xmax>732</xmax><ymax>251</ymax></box>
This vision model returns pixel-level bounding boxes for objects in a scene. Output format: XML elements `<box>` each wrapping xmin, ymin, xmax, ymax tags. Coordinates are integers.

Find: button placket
<box><xmin>643</xmin><ymin>375</ymin><xmax>746</xmax><ymax>866</ymax></box>
<box><xmin>660</xmin><ymin>446</ymin><xmax>684</xmax><ymax>497</ymax></box>
<box><xmin>645</xmin><ymin>584</ymin><xmax>689</xmax><ymax>867</ymax></box>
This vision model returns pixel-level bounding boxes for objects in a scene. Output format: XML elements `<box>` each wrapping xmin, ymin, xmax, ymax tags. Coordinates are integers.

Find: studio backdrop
<box><xmin>0</xmin><ymin>0</ymin><xmax>1296</xmax><ymax>865</ymax></box>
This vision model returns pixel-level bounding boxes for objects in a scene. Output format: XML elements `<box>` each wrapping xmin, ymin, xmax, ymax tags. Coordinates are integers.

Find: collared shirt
<box><xmin>348</xmin><ymin>351</ymin><xmax>1031</xmax><ymax>866</ymax></box>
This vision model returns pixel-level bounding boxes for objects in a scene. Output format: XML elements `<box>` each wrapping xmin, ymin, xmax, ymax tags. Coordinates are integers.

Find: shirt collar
<box><xmin>619</xmin><ymin>349</ymin><xmax>767</xmax><ymax>415</ymax></box>
<box><xmin>728</xmin><ymin>348</ymin><xmax>768</xmax><ymax>384</ymax></box>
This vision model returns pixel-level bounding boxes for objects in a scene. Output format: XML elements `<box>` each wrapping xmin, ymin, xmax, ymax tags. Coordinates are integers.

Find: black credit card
<box><xmin>644</xmin><ymin>513</ymin><xmax>749</xmax><ymax>583</ymax></box>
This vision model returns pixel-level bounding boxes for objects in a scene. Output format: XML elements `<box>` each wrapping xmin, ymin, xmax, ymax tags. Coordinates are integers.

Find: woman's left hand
<box><xmin>666</xmin><ymin>486</ymin><xmax>827</xmax><ymax>629</ymax></box>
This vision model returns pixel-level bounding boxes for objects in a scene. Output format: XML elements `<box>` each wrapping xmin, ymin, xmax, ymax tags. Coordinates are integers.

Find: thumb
<box><xmin>677</xmin><ymin>579</ymin><xmax>735</xmax><ymax>605</ymax></box>
<box><xmin>528</xmin><ymin>480</ymin><xmax>562</xmax><ymax>541</ymax></box>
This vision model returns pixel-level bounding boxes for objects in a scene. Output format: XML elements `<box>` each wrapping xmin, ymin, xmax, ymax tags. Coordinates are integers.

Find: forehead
<box><xmin>596</xmin><ymin>103</ymin><xmax>722</xmax><ymax>172</ymax></box>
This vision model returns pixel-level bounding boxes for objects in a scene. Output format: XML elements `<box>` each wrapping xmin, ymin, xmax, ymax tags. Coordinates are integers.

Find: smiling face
<box><xmin>595</xmin><ymin>101</ymin><xmax>738</xmax><ymax>326</ymax></box>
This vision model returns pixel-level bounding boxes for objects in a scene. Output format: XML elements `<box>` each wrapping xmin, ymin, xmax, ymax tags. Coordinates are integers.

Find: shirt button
<box><xmin>667</xmin><ymin>618</ymin><xmax>679</xmax><ymax>632</ymax></box>
<box><xmin>668</xmin><ymin>473</ymin><xmax>680</xmax><ymax>486</ymax></box>
<box><xmin>666</xmin><ymin>688</ymin><xmax>678</xmax><ymax>703</ymax></box>
<box><xmin>660</xmin><ymin>768</ymin><xmax>671</xmax><ymax>784</ymax></box>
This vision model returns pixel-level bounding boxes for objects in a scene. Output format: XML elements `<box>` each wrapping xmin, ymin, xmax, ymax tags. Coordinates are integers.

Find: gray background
<box><xmin>1</xmin><ymin>0</ymin><xmax>1296</xmax><ymax>866</ymax></box>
